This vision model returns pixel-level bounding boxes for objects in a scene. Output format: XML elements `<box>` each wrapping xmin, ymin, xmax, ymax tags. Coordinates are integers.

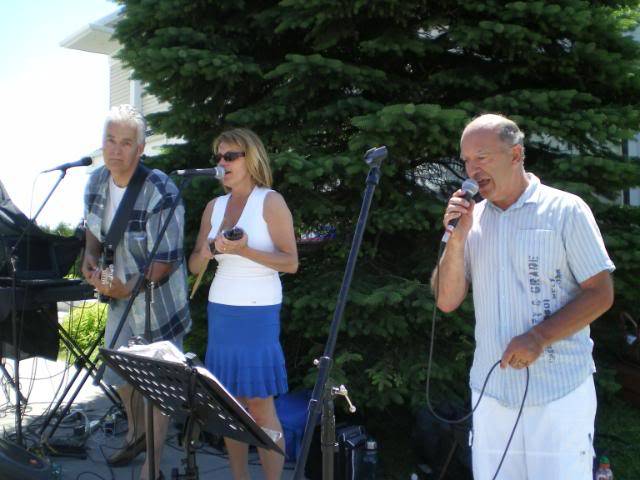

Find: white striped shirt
<box><xmin>464</xmin><ymin>174</ymin><xmax>614</xmax><ymax>407</ymax></box>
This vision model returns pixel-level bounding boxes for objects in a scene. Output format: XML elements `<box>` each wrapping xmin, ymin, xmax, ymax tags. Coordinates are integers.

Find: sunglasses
<box><xmin>211</xmin><ymin>151</ymin><xmax>245</xmax><ymax>163</ymax></box>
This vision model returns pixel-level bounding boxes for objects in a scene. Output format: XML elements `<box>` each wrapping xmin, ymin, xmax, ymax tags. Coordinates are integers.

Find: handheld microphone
<box><xmin>42</xmin><ymin>157</ymin><xmax>92</xmax><ymax>173</ymax></box>
<box><xmin>222</xmin><ymin>227</ymin><xmax>244</xmax><ymax>241</ymax></box>
<box><xmin>173</xmin><ymin>166</ymin><xmax>225</xmax><ymax>179</ymax></box>
<box><xmin>441</xmin><ymin>178</ymin><xmax>479</xmax><ymax>244</ymax></box>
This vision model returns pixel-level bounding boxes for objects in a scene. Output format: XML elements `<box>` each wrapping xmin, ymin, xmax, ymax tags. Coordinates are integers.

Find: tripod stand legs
<box><xmin>171</xmin><ymin>416</ymin><xmax>200</xmax><ymax>480</ymax></box>
<box><xmin>57</xmin><ymin>322</ymin><xmax>121</xmax><ymax>404</ymax></box>
<box><xmin>138</xmin><ymin>407</ymin><xmax>170</xmax><ymax>480</ymax></box>
<box><xmin>0</xmin><ymin>362</ymin><xmax>26</xmax><ymax>404</ymax></box>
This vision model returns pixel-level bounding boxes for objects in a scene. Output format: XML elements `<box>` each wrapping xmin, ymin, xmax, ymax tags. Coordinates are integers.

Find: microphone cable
<box><xmin>425</xmin><ymin>238</ymin><xmax>529</xmax><ymax>480</ymax></box>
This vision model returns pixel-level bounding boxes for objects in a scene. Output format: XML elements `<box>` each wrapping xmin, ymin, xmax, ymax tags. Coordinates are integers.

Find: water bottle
<box><xmin>104</xmin><ymin>413</ymin><xmax>115</xmax><ymax>436</ymax></box>
<box><xmin>51</xmin><ymin>462</ymin><xmax>62</xmax><ymax>480</ymax></box>
<box><xmin>360</xmin><ymin>438</ymin><xmax>379</xmax><ymax>480</ymax></box>
<box><xmin>594</xmin><ymin>455</ymin><xmax>613</xmax><ymax>480</ymax></box>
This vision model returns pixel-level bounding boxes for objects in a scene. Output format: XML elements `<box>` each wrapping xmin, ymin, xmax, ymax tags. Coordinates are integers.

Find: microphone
<box><xmin>441</xmin><ymin>178</ymin><xmax>479</xmax><ymax>244</ymax></box>
<box><xmin>173</xmin><ymin>166</ymin><xmax>225</xmax><ymax>179</ymax></box>
<box><xmin>42</xmin><ymin>157</ymin><xmax>92</xmax><ymax>173</ymax></box>
<box><xmin>364</xmin><ymin>146</ymin><xmax>388</xmax><ymax>166</ymax></box>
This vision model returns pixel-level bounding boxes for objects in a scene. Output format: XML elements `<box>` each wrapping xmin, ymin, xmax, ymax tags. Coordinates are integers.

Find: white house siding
<box><xmin>142</xmin><ymin>91</ymin><xmax>170</xmax><ymax>115</ymax></box>
<box><xmin>626</xmin><ymin>134</ymin><xmax>640</xmax><ymax>206</ymax></box>
<box><xmin>109</xmin><ymin>57</ymin><xmax>130</xmax><ymax>108</ymax></box>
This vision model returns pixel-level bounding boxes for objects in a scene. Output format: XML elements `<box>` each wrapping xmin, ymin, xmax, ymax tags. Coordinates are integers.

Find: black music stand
<box><xmin>99</xmin><ymin>346</ymin><xmax>283</xmax><ymax>479</ymax></box>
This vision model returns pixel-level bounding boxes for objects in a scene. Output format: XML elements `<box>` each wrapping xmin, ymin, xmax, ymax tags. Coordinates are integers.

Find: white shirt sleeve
<box><xmin>563</xmin><ymin>197</ymin><xmax>615</xmax><ymax>284</ymax></box>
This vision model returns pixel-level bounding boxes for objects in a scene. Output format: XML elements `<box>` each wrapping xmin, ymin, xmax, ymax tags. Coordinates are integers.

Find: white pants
<box><xmin>471</xmin><ymin>375</ymin><xmax>596</xmax><ymax>480</ymax></box>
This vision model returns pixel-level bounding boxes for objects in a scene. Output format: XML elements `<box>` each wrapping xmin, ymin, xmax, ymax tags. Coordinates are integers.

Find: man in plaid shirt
<box><xmin>82</xmin><ymin>104</ymin><xmax>191</xmax><ymax>478</ymax></box>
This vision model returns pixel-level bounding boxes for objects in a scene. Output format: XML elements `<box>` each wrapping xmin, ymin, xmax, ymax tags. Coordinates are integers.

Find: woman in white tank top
<box><xmin>188</xmin><ymin>128</ymin><xmax>298</xmax><ymax>480</ymax></box>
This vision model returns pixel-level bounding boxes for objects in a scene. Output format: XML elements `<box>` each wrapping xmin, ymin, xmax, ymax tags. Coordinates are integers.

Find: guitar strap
<box><xmin>103</xmin><ymin>162</ymin><xmax>151</xmax><ymax>254</ymax></box>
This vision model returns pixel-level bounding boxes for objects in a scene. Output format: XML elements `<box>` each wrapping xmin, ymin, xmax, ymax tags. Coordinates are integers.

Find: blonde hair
<box><xmin>213</xmin><ymin>128</ymin><xmax>272</xmax><ymax>188</ymax></box>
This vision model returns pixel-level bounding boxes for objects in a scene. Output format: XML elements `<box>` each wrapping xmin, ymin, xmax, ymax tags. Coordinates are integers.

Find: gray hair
<box><xmin>463</xmin><ymin>113</ymin><xmax>525</xmax><ymax>159</ymax></box>
<box><xmin>497</xmin><ymin>119</ymin><xmax>524</xmax><ymax>148</ymax></box>
<box><xmin>103</xmin><ymin>104</ymin><xmax>146</xmax><ymax>146</ymax></box>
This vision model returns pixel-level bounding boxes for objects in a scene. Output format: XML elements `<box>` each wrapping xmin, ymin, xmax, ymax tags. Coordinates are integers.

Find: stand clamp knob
<box><xmin>332</xmin><ymin>384</ymin><xmax>356</xmax><ymax>413</ymax></box>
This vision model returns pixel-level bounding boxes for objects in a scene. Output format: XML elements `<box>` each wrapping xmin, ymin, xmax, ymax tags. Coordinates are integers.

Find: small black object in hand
<box><xmin>222</xmin><ymin>227</ymin><xmax>244</xmax><ymax>241</ymax></box>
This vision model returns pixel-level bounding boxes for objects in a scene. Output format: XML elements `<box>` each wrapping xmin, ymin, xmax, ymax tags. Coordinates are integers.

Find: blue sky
<box><xmin>0</xmin><ymin>0</ymin><xmax>119</xmax><ymax>227</ymax></box>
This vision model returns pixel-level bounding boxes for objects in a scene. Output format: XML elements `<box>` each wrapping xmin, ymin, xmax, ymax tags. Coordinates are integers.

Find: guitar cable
<box><xmin>425</xmin><ymin>238</ymin><xmax>529</xmax><ymax>480</ymax></box>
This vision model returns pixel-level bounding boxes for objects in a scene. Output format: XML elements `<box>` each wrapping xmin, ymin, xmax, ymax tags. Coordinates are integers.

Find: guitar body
<box><xmin>97</xmin><ymin>245</ymin><xmax>115</xmax><ymax>303</ymax></box>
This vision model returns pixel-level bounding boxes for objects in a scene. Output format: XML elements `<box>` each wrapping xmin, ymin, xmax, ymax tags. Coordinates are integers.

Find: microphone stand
<box><xmin>41</xmin><ymin>173</ymin><xmax>194</xmax><ymax>480</ymax></box>
<box><xmin>143</xmin><ymin>281</ymin><xmax>156</xmax><ymax>479</ymax></box>
<box><xmin>293</xmin><ymin>146</ymin><xmax>387</xmax><ymax>480</ymax></box>
<box><xmin>8</xmin><ymin>168</ymin><xmax>69</xmax><ymax>447</ymax></box>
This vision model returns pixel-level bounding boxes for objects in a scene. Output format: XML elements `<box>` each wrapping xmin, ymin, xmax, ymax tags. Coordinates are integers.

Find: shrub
<box><xmin>59</xmin><ymin>302</ymin><xmax>108</xmax><ymax>362</ymax></box>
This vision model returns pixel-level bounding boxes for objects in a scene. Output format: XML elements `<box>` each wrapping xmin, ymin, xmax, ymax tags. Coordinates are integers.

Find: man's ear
<box><xmin>511</xmin><ymin>144</ymin><xmax>524</xmax><ymax>164</ymax></box>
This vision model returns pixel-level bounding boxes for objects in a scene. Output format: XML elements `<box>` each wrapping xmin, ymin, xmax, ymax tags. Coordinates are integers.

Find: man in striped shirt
<box><xmin>433</xmin><ymin>113</ymin><xmax>614</xmax><ymax>479</ymax></box>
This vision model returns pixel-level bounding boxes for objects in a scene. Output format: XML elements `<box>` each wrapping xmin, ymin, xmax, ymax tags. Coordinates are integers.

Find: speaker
<box><xmin>0</xmin><ymin>438</ymin><xmax>52</xmax><ymax>480</ymax></box>
<box><xmin>412</xmin><ymin>405</ymin><xmax>472</xmax><ymax>480</ymax></box>
<box><xmin>0</xmin><ymin>302</ymin><xmax>60</xmax><ymax>360</ymax></box>
<box><xmin>305</xmin><ymin>424</ymin><xmax>367</xmax><ymax>480</ymax></box>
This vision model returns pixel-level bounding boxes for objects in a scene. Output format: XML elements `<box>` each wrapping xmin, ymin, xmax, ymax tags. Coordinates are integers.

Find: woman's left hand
<box><xmin>214</xmin><ymin>232</ymin><xmax>248</xmax><ymax>255</ymax></box>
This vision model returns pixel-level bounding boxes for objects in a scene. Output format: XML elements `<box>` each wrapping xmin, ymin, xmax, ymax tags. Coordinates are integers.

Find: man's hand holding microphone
<box><xmin>441</xmin><ymin>178</ymin><xmax>479</xmax><ymax>245</ymax></box>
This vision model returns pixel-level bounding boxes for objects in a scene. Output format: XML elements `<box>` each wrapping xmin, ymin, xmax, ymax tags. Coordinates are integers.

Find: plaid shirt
<box><xmin>84</xmin><ymin>165</ymin><xmax>191</xmax><ymax>342</ymax></box>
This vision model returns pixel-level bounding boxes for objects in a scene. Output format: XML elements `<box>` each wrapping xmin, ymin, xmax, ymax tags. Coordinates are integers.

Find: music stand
<box><xmin>99</xmin><ymin>346</ymin><xmax>283</xmax><ymax>480</ymax></box>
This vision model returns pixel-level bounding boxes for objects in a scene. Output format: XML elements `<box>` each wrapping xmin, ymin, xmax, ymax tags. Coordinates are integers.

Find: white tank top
<box><xmin>207</xmin><ymin>186</ymin><xmax>282</xmax><ymax>306</ymax></box>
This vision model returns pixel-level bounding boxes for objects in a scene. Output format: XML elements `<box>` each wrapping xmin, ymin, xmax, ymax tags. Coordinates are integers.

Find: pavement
<box><xmin>0</xmin><ymin>302</ymin><xmax>299</xmax><ymax>480</ymax></box>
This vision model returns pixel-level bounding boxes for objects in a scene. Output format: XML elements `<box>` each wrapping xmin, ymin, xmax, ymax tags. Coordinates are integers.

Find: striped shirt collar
<box><xmin>486</xmin><ymin>172</ymin><xmax>541</xmax><ymax>212</ymax></box>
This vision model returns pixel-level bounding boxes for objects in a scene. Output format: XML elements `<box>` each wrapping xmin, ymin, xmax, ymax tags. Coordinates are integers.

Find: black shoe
<box><xmin>107</xmin><ymin>434</ymin><xmax>146</xmax><ymax>467</ymax></box>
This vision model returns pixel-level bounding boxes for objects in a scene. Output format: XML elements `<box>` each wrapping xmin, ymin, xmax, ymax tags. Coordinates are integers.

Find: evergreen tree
<box><xmin>114</xmin><ymin>0</ymin><xmax>640</xmax><ymax>416</ymax></box>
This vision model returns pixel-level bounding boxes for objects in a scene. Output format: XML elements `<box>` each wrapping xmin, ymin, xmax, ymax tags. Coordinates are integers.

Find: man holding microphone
<box><xmin>432</xmin><ymin>113</ymin><xmax>614</xmax><ymax>479</ymax></box>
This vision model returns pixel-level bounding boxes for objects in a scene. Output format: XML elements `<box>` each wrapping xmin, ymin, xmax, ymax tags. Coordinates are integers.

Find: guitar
<box><xmin>97</xmin><ymin>245</ymin><xmax>115</xmax><ymax>303</ymax></box>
